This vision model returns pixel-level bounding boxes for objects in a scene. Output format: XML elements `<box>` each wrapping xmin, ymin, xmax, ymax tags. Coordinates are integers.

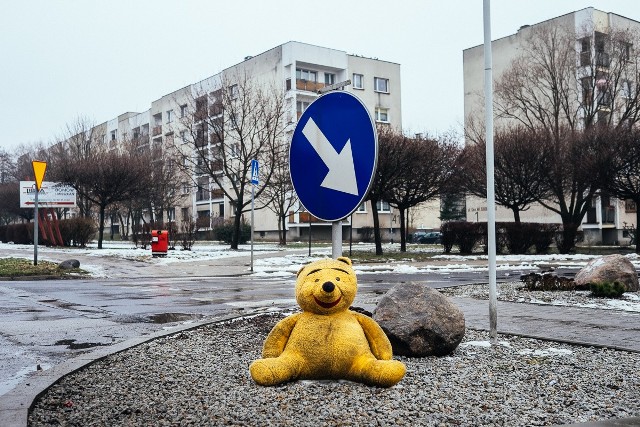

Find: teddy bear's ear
<box><xmin>336</xmin><ymin>257</ymin><xmax>352</xmax><ymax>266</ymax></box>
<box><xmin>296</xmin><ymin>265</ymin><xmax>305</xmax><ymax>277</ymax></box>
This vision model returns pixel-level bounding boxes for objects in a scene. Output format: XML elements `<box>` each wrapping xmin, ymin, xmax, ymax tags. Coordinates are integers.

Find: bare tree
<box><xmin>366</xmin><ymin>125</ymin><xmax>409</xmax><ymax>255</ymax></box>
<box><xmin>50</xmin><ymin>133</ymin><xmax>150</xmax><ymax>249</ymax></box>
<box><xmin>384</xmin><ymin>132</ymin><xmax>461</xmax><ymax>251</ymax></box>
<box><xmin>461</xmin><ymin>125</ymin><xmax>550</xmax><ymax>223</ymax></box>
<box><xmin>492</xmin><ymin>23</ymin><xmax>638</xmax><ymax>251</ymax></box>
<box><xmin>259</xmin><ymin>144</ymin><xmax>298</xmax><ymax>245</ymax></box>
<box><xmin>171</xmin><ymin>72</ymin><xmax>286</xmax><ymax>249</ymax></box>
<box><xmin>0</xmin><ymin>149</ymin><xmax>16</xmax><ymax>183</ymax></box>
<box><xmin>605</xmin><ymin>127</ymin><xmax>640</xmax><ymax>253</ymax></box>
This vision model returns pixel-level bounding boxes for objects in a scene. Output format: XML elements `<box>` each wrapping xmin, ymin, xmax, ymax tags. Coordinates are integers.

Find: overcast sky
<box><xmin>1</xmin><ymin>0</ymin><xmax>639</xmax><ymax>152</ymax></box>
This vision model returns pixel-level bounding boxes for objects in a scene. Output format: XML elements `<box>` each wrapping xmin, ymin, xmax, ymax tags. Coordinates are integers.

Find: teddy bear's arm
<box><xmin>354</xmin><ymin>312</ymin><xmax>394</xmax><ymax>360</ymax></box>
<box><xmin>262</xmin><ymin>313</ymin><xmax>301</xmax><ymax>358</ymax></box>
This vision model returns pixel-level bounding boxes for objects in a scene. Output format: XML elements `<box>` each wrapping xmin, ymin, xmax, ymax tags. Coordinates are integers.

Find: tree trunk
<box><xmin>370</xmin><ymin>200</ymin><xmax>383</xmax><ymax>256</ymax></box>
<box><xmin>635</xmin><ymin>207</ymin><xmax>640</xmax><ymax>254</ymax></box>
<box><xmin>399</xmin><ymin>207</ymin><xmax>407</xmax><ymax>252</ymax></box>
<box><xmin>558</xmin><ymin>220</ymin><xmax>579</xmax><ymax>254</ymax></box>
<box><xmin>98</xmin><ymin>204</ymin><xmax>106</xmax><ymax>249</ymax></box>
<box><xmin>512</xmin><ymin>207</ymin><xmax>521</xmax><ymax>224</ymax></box>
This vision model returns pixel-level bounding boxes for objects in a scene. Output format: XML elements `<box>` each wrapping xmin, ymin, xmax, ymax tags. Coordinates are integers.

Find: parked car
<box><xmin>417</xmin><ymin>231</ymin><xmax>442</xmax><ymax>244</ymax></box>
<box><xmin>409</xmin><ymin>231</ymin><xmax>428</xmax><ymax>243</ymax></box>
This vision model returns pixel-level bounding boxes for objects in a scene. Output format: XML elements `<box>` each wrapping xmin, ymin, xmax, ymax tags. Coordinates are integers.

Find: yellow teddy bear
<box><xmin>249</xmin><ymin>257</ymin><xmax>406</xmax><ymax>387</ymax></box>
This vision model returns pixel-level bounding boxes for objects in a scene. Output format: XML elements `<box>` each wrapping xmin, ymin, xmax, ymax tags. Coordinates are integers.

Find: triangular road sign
<box><xmin>32</xmin><ymin>160</ymin><xmax>47</xmax><ymax>191</ymax></box>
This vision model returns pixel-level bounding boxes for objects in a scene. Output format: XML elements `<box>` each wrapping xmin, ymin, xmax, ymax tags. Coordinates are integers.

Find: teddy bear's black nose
<box><xmin>322</xmin><ymin>282</ymin><xmax>335</xmax><ymax>293</ymax></box>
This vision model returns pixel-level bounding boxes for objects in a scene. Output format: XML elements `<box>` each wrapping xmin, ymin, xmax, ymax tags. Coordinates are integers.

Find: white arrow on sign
<box><xmin>302</xmin><ymin>118</ymin><xmax>358</xmax><ymax>196</ymax></box>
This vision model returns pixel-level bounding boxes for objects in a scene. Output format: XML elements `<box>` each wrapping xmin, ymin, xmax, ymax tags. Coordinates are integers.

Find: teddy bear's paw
<box><xmin>359</xmin><ymin>359</ymin><xmax>406</xmax><ymax>388</ymax></box>
<box><xmin>249</xmin><ymin>358</ymin><xmax>296</xmax><ymax>386</ymax></box>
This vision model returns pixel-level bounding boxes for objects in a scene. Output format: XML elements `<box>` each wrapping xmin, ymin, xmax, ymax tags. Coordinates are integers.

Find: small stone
<box><xmin>58</xmin><ymin>259</ymin><xmax>80</xmax><ymax>270</ymax></box>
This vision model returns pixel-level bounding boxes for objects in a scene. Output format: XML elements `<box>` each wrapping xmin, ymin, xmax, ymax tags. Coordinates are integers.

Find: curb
<box><xmin>0</xmin><ymin>311</ymin><xmax>255</xmax><ymax>427</ymax></box>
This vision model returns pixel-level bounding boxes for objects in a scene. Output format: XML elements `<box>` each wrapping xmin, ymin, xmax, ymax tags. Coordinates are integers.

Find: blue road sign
<box><xmin>290</xmin><ymin>91</ymin><xmax>377</xmax><ymax>222</ymax></box>
<box><xmin>251</xmin><ymin>159</ymin><xmax>259</xmax><ymax>185</ymax></box>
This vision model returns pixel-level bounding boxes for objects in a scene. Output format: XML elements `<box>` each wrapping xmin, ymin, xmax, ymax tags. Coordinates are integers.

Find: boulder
<box><xmin>58</xmin><ymin>259</ymin><xmax>80</xmax><ymax>270</ymax></box>
<box><xmin>373</xmin><ymin>282</ymin><xmax>465</xmax><ymax>357</ymax></box>
<box><xmin>574</xmin><ymin>254</ymin><xmax>638</xmax><ymax>292</ymax></box>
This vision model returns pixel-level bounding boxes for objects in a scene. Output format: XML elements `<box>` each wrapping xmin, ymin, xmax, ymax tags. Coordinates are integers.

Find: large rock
<box><xmin>58</xmin><ymin>259</ymin><xmax>80</xmax><ymax>270</ymax></box>
<box><xmin>574</xmin><ymin>255</ymin><xmax>638</xmax><ymax>292</ymax></box>
<box><xmin>373</xmin><ymin>282</ymin><xmax>465</xmax><ymax>357</ymax></box>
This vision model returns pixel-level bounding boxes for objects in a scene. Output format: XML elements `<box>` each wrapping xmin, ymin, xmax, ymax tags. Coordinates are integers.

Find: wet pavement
<box><xmin>0</xmin><ymin>245</ymin><xmax>638</xmax><ymax>426</ymax></box>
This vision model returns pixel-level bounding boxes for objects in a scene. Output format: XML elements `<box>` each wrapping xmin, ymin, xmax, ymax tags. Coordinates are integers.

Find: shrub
<box><xmin>0</xmin><ymin>225</ymin><xmax>7</xmax><ymax>243</ymax></box>
<box><xmin>179</xmin><ymin>217</ymin><xmax>198</xmax><ymax>251</ymax></box>
<box><xmin>213</xmin><ymin>220</ymin><xmax>250</xmax><ymax>244</ymax></box>
<box><xmin>58</xmin><ymin>217</ymin><xmax>97</xmax><ymax>247</ymax></box>
<box><xmin>590</xmin><ymin>281</ymin><xmax>626</xmax><ymax>298</ymax></box>
<box><xmin>358</xmin><ymin>226</ymin><xmax>374</xmax><ymax>243</ymax></box>
<box><xmin>441</xmin><ymin>221</ymin><xmax>485</xmax><ymax>254</ymax></box>
<box><xmin>521</xmin><ymin>272</ymin><xmax>576</xmax><ymax>291</ymax></box>
<box><xmin>6</xmin><ymin>223</ymin><xmax>30</xmax><ymax>244</ymax></box>
<box><xmin>501</xmin><ymin>223</ymin><xmax>536</xmax><ymax>254</ymax></box>
<box><xmin>533</xmin><ymin>224</ymin><xmax>558</xmax><ymax>254</ymax></box>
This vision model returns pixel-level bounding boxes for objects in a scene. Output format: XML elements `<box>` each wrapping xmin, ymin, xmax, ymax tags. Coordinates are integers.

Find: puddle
<box><xmin>147</xmin><ymin>313</ymin><xmax>203</xmax><ymax>324</ymax></box>
<box><xmin>54</xmin><ymin>339</ymin><xmax>107</xmax><ymax>350</ymax></box>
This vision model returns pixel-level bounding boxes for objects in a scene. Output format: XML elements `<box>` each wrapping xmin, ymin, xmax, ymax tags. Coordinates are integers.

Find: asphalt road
<box><xmin>0</xmin><ymin>262</ymin><xmax>564</xmax><ymax>396</ymax></box>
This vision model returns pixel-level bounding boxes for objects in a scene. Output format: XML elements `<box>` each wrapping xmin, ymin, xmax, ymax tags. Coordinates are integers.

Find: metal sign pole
<box><xmin>483</xmin><ymin>0</ymin><xmax>498</xmax><ymax>344</ymax></box>
<box><xmin>33</xmin><ymin>189</ymin><xmax>39</xmax><ymax>266</ymax></box>
<box><xmin>332</xmin><ymin>221</ymin><xmax>341</xmax><ymax>258</ymax></box>
<box><xmin>250</xmin><ymin>184</ymin><xmax>254</xmax><ymax>272</ymax></box>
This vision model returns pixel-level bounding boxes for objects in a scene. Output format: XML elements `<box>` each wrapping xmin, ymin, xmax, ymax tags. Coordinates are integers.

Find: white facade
<box><xmin>96</xmin><ymin>42</ymin><xmax>407</xmax><ymax>241</ymax></box>
<box><xmin>463</xmin><ymin>8</ymin><xmax>640</xmax><ymax>245</ymax></box>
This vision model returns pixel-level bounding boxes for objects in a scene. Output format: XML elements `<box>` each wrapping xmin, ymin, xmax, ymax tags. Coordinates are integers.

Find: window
<box><xmin>376</xmin><ymin>200</ymin><xmax>391</xmax><ymax>212</ymax></box>
<box><xmin>375</xmin><ymin>107</ymin><xmax>389</xmax><ymax>123</ymax></box>
<box><xmin>296</xmin><ymin>68</ymin><xmax>317</xmax><ymax>82</ymax></box>
<box><xmin>296</xmin><ymin>101</ymin><xmax>311</xmax><ymax>114</ymax></box>
<box><xmin>353</xmin><ymin>73</ymin><xmax>364</xmax><ymax>89</ymax></box>
<box><xmin>180</xmin><ymin>104</ymin><xmax>187</xmax><ymax>118</ymax></box>
<box><xmin>182</xmin><ymin>182</ymin><xmax>190</xmax><ymax>195</ymax></box>
<box><xmin>153</xmin><ymin>113</ymin><xmax>162</xmax><ymax>126</ymax></box>
<box><xmin>622</xmin><ymin>80</ymin><xmax>633</xmax><ymax>98</ymax></box>
<box><xmin>230</xmin><ymin>143</ymin><xmax>240</xmax><ymax>157</ymax></box>
<box><xmin>180</xmin><ymin>130</ymin><xmax>187</xmax><ymax>143</ymax></box>
<box><xmin>625</xmin><ymin>199</ymin><xmax>637</xmax><ymax>213</ymax></box>
<box><xmin>324</xmin><ymin>73</ymin><xmax>335</xmax><ymax>85</ymax></box>
<box><xmin>167</xmin><ymin>208</ymin><xmax>176</xmax><ymax>222</ymax></box>
<box><xmin>110</xmin><ymin>130</ymin><xmax>117</xmax><ymax>141</ymax></box>
<box><xmin>356</xmin><ymin>202</ymin><xmax>367</xmax><ymax>213</ymax></box>
<box><xmin>621</xmin><ymin>42</ymin><xmax>633</xmax><ymax>62</ymax></box>
<box><xmin>374</xmin><ymin>77</ymin><xmax>389</xmax><ymax>93</ymax></box>
<box><xmin>181</xmin><ymin>207</ymin><xmax>190</xmax><ymax>220</ymax></box>
<box><xmin>166</xmin><ymin>110</ymin><xmax>173</xmax><ymax>123</ymax></box>
<box><xmin>229</xmin><ymin>84</ymin><xmax>238</xmax><ymax>99</ymax></box>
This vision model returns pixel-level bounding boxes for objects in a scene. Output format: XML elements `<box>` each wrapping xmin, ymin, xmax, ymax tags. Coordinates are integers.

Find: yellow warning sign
<box><xmin>32</xmin><ymin>160</ymin><xmax>47</xmax><ymax>191</ymax></box>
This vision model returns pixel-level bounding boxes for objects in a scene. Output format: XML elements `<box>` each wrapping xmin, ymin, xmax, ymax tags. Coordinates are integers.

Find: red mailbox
<box><xmin>151</xmin><ymin>230</ymin><xmax>168</xmax><ymax>257</ymax></box>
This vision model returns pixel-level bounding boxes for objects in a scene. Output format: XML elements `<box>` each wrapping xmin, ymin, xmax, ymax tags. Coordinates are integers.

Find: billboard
<box><xmin>19</xmin><ymin>181</ymin><xmax>77</xmax><ymax>208</ymax></box>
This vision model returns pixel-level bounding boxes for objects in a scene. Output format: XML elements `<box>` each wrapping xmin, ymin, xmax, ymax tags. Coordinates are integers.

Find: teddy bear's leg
<box><xmin>348</xmin><ymin>356</ymin><xmax>406</xmax><ymax>387</ymax></box>
<box><xmin>250</xmin><ymin>354</ymin><xmax>302</xmax><ymax>386</ymax></box>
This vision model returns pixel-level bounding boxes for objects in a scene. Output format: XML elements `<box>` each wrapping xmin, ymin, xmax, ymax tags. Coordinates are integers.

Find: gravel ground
<box><xmin>439</xmin><ymin>282</ymin><xmax>640</xmax><ymax>312</ymax></box>
<box><xmin>29</xmin><ymin>311</ymin><xmax>640</xmax><ymax>427</ymax></box>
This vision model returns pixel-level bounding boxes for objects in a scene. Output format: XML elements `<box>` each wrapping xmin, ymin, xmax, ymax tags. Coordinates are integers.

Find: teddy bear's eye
<box><xmin>315</xmin><ymin>279</ymin><xmax>319</xmax><ymax>282</ymax></box>
<box><xmin>336</xmin><ymin>277</ymin><xmax>340</xmax><ymax>281</ymax></box>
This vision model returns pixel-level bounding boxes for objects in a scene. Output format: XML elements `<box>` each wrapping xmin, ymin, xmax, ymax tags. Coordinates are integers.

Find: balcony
<box><xmin>602</xmin><ymin>206</ymin><xmax>615</xmax><ymax>224</ymax></box>
<box><xmin>209</xmin><ymin>103</ymin><xmax>223</xmax><ymax>117</ymax></box>
<box><xmin>195</xmin><ymin>189</ymin><xmax>209</xmax><ymax>202</ymax></box>
<box><xmin>299</xmin><ymin>212</ymin><xmax>320</xmax><ymax>223</ymax></box>
<box><xmin>152</xmin><ymin>125</ymin><xmax>162</xmax><ymax>136</ymax></box>
<box><xmin>210</xmin><ymin>188</ymin><xmax>225</xmax><ymax>198</ymax></box>
<box><xmin>296</xmin><ymin>79</ymin><xmax>325</xmax><ymax>93</ymax></box>
<box><xmin>596</xmin><ymin>52</ymin><xmax>610</xmax><ymax>67</ymax></box>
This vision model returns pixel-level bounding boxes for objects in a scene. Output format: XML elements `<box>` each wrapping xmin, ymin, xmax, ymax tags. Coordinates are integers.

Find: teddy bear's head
<box><xmin>295</xmin><ymin>257</ymin><xmax>357</xmax><ymax>314</ymax></box>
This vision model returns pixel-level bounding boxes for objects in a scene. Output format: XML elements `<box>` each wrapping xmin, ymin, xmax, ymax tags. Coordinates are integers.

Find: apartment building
<box><xmin>463</xmin><ymin>8</ymin><xmax>640</xmax><ymax>244</ymax></box>
<box><xmin>96</xmin><ymin>41</ymin><xmax>405</xmax><ymax>241</ymax></box>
